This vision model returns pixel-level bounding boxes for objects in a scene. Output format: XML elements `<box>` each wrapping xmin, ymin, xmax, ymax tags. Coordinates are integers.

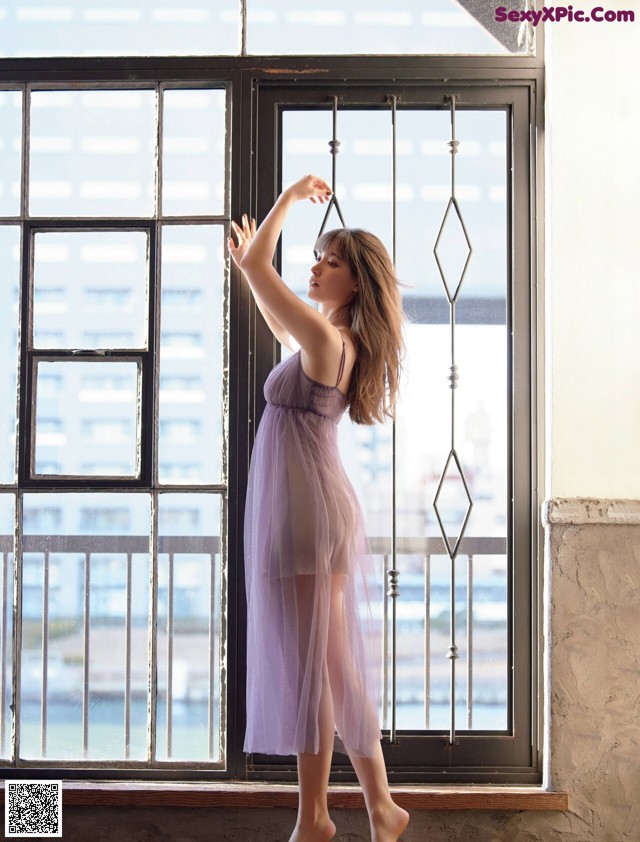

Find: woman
<box><xmin>229</xmin><ymin>174</ymin><xmax>409</xmax><ymax>842</ymax></box>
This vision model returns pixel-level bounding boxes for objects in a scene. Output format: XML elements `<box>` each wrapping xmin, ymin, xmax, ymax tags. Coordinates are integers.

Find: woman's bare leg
<box><xmin>289</xmin><ymin>576</ymin><xmax>336</xmax><ymax>842</ymax></box>
<box><xmin>327</xmin><ymin>575</ymin><xmax>409</xmax><ymax>842</ymax></box>
<box><xmin>347</xmin><ymin>745</ymin><xmax>409</xmax><ymax>842</ymax></box>
<box><xmin>289</xmin><ymin>665</ymin><xmax>337</xmax><ymax>842</ymax></box>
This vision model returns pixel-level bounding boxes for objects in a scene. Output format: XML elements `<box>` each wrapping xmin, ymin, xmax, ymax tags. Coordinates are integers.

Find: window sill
<box><xmin>1</xmin><ymin>782</ymin><xmax>568</xmax><ymax>812</ymax></box>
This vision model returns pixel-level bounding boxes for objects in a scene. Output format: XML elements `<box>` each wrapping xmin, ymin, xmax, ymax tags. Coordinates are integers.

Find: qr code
<box><xmin>4</xmin><ymin>781</ymin><xmax>62</xmax><ymax>838</ymax></box>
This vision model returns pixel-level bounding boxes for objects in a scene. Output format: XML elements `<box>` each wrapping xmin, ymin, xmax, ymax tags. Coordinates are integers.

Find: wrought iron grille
<box><xmin>256</xmin><ymin>80</ymin><xmax>538</xmax><ymax>782</ymax></box>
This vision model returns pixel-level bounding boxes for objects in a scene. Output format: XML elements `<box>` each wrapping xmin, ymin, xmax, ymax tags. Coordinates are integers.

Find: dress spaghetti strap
<box><xmin>335</xmin><ymin>330</ymin><xmax>346</xmax><ymax>388</ymax></box>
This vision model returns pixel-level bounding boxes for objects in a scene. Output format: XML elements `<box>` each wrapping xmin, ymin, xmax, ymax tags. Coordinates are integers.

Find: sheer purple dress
<box><xmin>243</xmin><ymin>330</ymin><xmax>382</xmax><ymax>757</ymax></box>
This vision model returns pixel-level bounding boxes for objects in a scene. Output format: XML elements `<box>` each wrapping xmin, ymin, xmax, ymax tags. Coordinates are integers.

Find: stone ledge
<box><xmin>0</xmin><ymin>781</ymin><xmax>569</xmax><ymax>811</ymax></box>
<box><xmin>543</xmin><ymin>497</ymin><xmax>640</xmax><ymax>526</ymax></box>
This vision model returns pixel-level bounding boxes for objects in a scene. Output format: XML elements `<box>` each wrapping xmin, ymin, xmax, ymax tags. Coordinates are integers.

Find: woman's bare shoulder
<box><xmin>336</xmin><ymin>326</ymin><xmax>355</xmax><ymax>349</ymax></box>
<box><xmin>300</xmin><ymin>324</ymin><xmax>354</xmax><ymax>387</ymax></box>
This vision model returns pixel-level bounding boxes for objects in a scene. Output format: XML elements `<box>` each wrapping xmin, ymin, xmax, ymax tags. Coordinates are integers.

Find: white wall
<box><xmin>546</xmin><ymin>3</ymin><xmax>640</xmax><ymax>498</ymax></box>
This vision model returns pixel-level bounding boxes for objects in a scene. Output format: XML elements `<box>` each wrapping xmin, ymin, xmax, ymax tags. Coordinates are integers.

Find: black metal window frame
<box><xmin>0</xmin><ymin>50</ymin><xmax>544</xmax><ymax>784</ymax></box>
<box><xmin>247</xmin><ymin>78</ymin><xmax>541</xmax><ymax>785</ymax></box>
<box><xmin>1</xmin><ymin>76</ymin><xmax>233</xmax><ymax>781</ymax></box>
<box><xmin>19</xmin><ymin>219</ymin><xmax>157</xmax><ymax>489</ymax></box>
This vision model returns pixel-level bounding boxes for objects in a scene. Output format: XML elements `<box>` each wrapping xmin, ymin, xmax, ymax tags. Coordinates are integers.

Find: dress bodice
<box><xmin>264</xmin><ymin>345</ymin><xmax>348</xmax><ymax>425</ymax></box>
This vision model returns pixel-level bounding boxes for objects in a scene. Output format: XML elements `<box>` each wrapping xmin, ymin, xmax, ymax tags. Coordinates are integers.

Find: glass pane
<box><xmin>20</xmin><ymin>493</ymin><xmax>150</xmax><ymax>761</ymax></box>
<box><xmin>0</xmin><ymin>0</ymin><xmax>240</xmax><ymax>58</ymax></box>
<box><xmin>467</xmin><ymin>554</ymin><xmax>508</xmax><ymax>727</ymax></box>
<box><xmin>247</xmin><ymin>0</ymin><xmax>533</xmax><ymax>55</ymax></box>
<box><xmin>394</xmin><ymin>109</ymin><xmax>508</xmax><ymax>544</ymax></box>
<box><xmin>282</xmin><ymin>107</ymin><xmax>508</xmax><ymax>731</ymax></box>
<box><xmin>0</xmin><ymin>91</ymin><xmax>22</xmax><ymax>216</ymax></box>
<box><xmin>0</xmin><ymin>226</ymin><xmax>20</xmax><ymax>484</ymax></box>
<box><xmin>162</xmin><ymin>89</ymin><xmax>226</xmax><ymax>217</ymax></box>
<box><xmin>29</xmin><ymin>90</ymin><xmax>156</xmax><ymax>218</ymax></box>
<box><xmin>0</xmin><ymin>494</ymin><xmax>15</xmax><ymax>761</ymax></box>
<box><xmin>34</xmin><ymin>361</ymin><xmax>141</xmax><ymax>478</ymax></box>
<box><xmin>158</xmin><ymin>226</ymin><xmax>225</xmax><ymax>485</ymax></box>
<box><xmin>33</xmin><ymin>230</ymin><xmax>149</xmax><ymax>350</ymax></box>
<box><xmin>156</xmin><ymin>493</ymin><xmax>223</xmax><ymax>762</ymax></box>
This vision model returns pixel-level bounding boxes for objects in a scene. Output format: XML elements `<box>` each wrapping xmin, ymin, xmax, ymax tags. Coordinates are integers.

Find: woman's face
<box><xmin>307</xmin><ymin>247</ymin><xmax>357</xmax><ymax>309</ymax></box>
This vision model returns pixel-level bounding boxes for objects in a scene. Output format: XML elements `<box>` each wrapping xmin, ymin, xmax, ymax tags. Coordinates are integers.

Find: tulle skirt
<box><xmin>243</xmin><ymin>403</ymin><xmax>382</xmax><ymax>757</ymax></box>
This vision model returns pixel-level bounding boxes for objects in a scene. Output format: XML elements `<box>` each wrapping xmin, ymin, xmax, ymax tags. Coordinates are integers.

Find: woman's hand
<box><xmin>228</xmin><ymin>214</ymin><xmax>256</xmax><ymax>268</ymax></box>
<box><xmin>282</xmin><ymin>174</ymin><xmax>332</xmax><ymax>205</ymax></box>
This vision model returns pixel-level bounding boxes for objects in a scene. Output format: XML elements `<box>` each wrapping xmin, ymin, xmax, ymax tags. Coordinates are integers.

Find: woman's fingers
<box><xmin>231</xmin><ymin>215</ymin><xmax>256</xmax><ymax>241</ymax></box>
<box><xmin>240</xmin><ymin>214</ymin><xmax>255</xmax><ymax>237</ymax></box>
<box><xmin>311</xmin><ymin>176</ymin><xmax>332</xmax><ymax>196</ymax></box>
<box><xmin>228</xmin><ymin>215</ymin><xmax>256</xmax><ymax>264</ymax></box>
<box><xmin>286</xmin><ymin>174</ymin><xmax>332</xmax><ymax>202</ymax></box>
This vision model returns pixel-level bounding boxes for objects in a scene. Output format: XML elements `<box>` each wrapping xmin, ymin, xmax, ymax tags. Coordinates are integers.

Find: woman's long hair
<box><xmin>315</xmin><ymin>228</ymin><xmax>405</xmax><ymax>426</ymax></box>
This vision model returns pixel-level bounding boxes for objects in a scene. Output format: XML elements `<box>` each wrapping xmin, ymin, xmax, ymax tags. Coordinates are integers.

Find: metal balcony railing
<box><xmin>0</xmin><ymin>533</ymin><xmax>506</xmax><ymax>766</ymax></box>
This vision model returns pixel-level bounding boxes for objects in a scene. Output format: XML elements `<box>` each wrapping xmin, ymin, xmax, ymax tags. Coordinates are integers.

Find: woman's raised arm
<box><xmin>231</xmin><ymin>175</ymin><xmax>338</xmax><ymax>355</ymax></box>
<box><xmin>229</xmin><ymin>214</ymin><xmax>297</xmax><ymax>351</ymax></box>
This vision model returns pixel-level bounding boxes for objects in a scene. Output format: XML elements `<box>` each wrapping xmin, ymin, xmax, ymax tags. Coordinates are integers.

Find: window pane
<box><xmin>33</xmin><ymin>231</ymin><xmax>149</xmax><ymax>350</ymax></box>
<box><xmin>247</xmin><ymin>0</ymin><xmax>532</xmax><ymax>55</ymax></box>
<box><xmin>0</xmin><ymin>91</ymin><xmax>22</xmax><ymax>216</ymax></box>
<box><xmin>20</xmin><ymin>493</ymin><xmax>150</xmax><ymax>761</ymax></box>
<box><xmin>162</xmin><ymin>89</ymin><xmax>226</xmax><ymax>217</ymax></box>
<box><xmin>0</xmin><ymin>227</ymin><xmax>20</xmax><ymax>484</ymax></box>
<box><xmin>29</xmin><ymin>90</ymin><xmax>156</xmax><ymax>218</ymax></box>
<box><xmin>159</xmin><ymin>226</ymin><xmax>226</xmax><ymax>485</ymax></box>
<box><xmin>156</xmin><ymin>493</ymin><xmax>223</xmax><ymax>762</ymax></box>
<box><xmin>0</xmin><ymin>0</ymin><xmax>535</xmax><ymax>57</ymax></box>
<box><xmin>0</xmin><ymin>494</ymin><xmax>15</xmax><ymax>761</ymax></box>
<box><xmin>34</xmin><ymin>361</ymin><xmax>141</xmax><ymax>478</ymax></box>
<box><xmin>0</xmin><ymin>0</ymin><xmax>240</xmax><ymax>58</ymax></box>
<box><xmin>282</xmin><ymin>106</ymin><xmax>508</xmax><ymax>731</ymax></box>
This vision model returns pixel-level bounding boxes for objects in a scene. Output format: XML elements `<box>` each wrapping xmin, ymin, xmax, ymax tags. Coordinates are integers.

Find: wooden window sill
<box><xmin>1</xmin><ymin>782</ymin><xmax>568</xmax><ymax>811</ymax></box>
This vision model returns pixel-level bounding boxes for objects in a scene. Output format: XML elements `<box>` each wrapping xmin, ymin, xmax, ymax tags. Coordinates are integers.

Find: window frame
<box><xmin>0</xmin><ymin>51</ymin><xmax>544</xmax><ymax>784</ymax></box>
<box><xmin>245</xmin><ymin>78</ymin><xmax>540</xmax><ymax>784</ymax></box>
<box><xmin>20</xmin><ymin>219</ymin><xmax>157</xmax><ymax>488</ymax></box>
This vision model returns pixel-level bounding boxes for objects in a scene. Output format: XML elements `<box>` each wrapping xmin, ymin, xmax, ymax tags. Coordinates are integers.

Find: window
<box><xmin>79</xmin><ymin>507</ymin><xmax>131</xmax><ymax>532</ymax></box>
<box><xmin>1</xmin><ymin>78</ymin><xmax>229</xmax><ymax>773</ymax></box>
<box><xmin>22</xmin><ymin>507</ymin><xmax>63</xmax><ymax>531</ymax></box>
<box><xmin>0</xmin><ymin>1</ymin><xmax>535</xmax><ymax>57</ymax></box>
<box><xmin>82</xmin><ymin>418</ymin><xmax>133</xmax><ymax>442</ymax></box>
<box><xmin>84</xmin><ymin>289</ymin><xmax>133</xmax><ymax>309</ymax></box>
<box><xmin>162</xmin><ymin>288</ymin><xmax>204</xmax><ymax>310</ymax></box>
<box><xmin>250</xmin><ymin>82</ymin><xmax>537</xmax><ymax>781</ymax></box>
<box><xmin>159</xmin><ymin>420</ymin><xmax>202</xmax><ymax>443</ymax></box>
<box><xmin>161</xmin><ymin>332</ymin><xmax>204</xmax><ymax>348</ymax></box>
<box><xmin>160</xmin><ymin>376</ymin><xmax>203</xmax><ymax>391</ymax></box>
<box><xmin>0</xmin><ymin>8</ymin><xmax>542</xmax><ymax>785</ymax></box>
<box><xmin>158</xmin><ymin>507</ymin><xmax>200</xmax><ymax>531</ymax></box>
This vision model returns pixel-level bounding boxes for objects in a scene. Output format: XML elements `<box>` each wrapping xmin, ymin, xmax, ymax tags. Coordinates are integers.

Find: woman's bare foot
<box><xmin>369</xmin><ymin>803</ymin><xmax>409</xmax><ymax>842</ymax></box>
<box><xmin>288</xmin><ymin>815</ymin><xmax>336</xmax><ymax>842</ymax></box>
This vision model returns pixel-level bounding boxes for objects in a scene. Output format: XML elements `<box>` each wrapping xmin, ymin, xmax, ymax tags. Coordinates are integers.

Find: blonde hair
<box><xmin>315</xmin><ymin>228</ymin><xmax>405</xmax><ymax>426</ymax></box>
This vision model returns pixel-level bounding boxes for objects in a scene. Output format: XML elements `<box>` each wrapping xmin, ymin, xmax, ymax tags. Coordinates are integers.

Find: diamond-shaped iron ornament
<box><xmin>317</xmin><ymin>193</ymin><xmax>347</xmax><ymax>239</ymax></box>
<box><xmin>433</xmin><ymin>196</ymin><xmax>473</xmax><ymax>304</ymax></box>
<box><xmin>433</xmin><ymin>448</ymin><xmax>474</xmax><ymax>560</ymax></box>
